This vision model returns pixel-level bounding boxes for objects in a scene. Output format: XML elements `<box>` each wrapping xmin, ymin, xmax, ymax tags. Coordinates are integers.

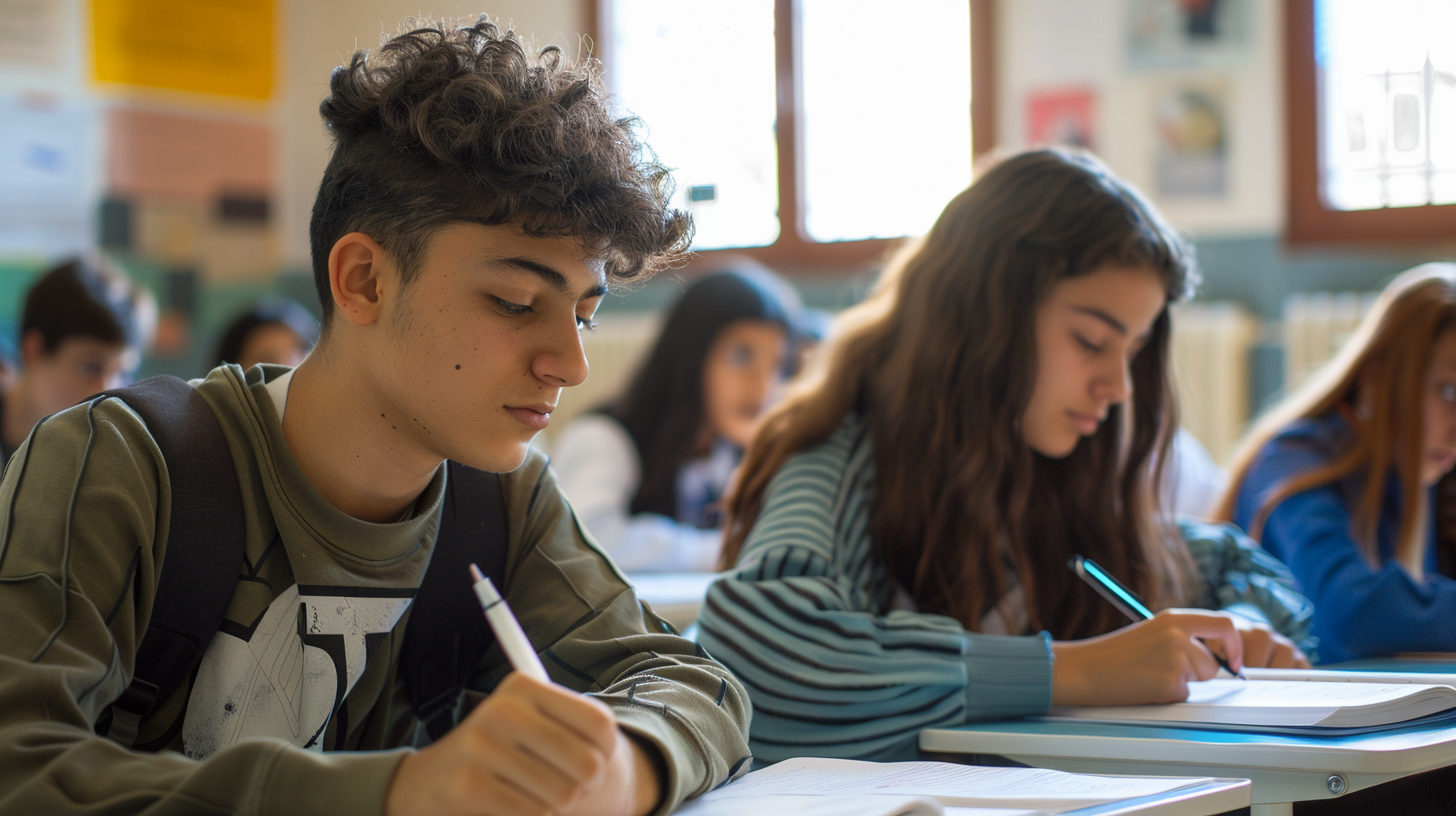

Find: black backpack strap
<box><xmin>402</xmin><ymin>460</ymin><xmax>510</xmax><ymax>740</ymax></box>
<box><xmin>92</xmin><ymin>376</ymin><xmax>245</xmax><ymax>748</ymax></box>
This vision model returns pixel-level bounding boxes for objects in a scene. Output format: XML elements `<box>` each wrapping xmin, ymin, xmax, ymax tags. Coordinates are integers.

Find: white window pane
<box><xmin>1325</xmin><ymin>171</ymin><xmax>1383</xmax><ymax>211</ymax></box>
<box><xmin>1316</xmin><ymin>0</ymin><xmax>1456</xmax><ymax>209</ymax></box>
<box><xmin>608</xmin><ymin>1</ymin><xmax>779</xmax><ymax>249</ymax></box>
<box><xmin>799</xmin><ymin>0</ymin><xmax>971</xmax><ymax>243</ymax></box>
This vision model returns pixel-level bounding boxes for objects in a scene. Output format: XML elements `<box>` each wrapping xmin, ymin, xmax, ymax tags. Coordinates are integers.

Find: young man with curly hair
<box><xmin>0</xmin><ymin>17</ymin><xmax>750</xmax><ymax>816</ymax></box>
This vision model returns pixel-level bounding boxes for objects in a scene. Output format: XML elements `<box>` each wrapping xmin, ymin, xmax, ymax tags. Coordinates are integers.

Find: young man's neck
<box><xmin>281</xmin><ymin>350</ymin><xmax>441</xmax><ymax>523</ymax></box>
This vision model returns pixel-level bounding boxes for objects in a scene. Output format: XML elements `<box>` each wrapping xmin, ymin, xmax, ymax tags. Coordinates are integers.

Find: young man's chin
<box><xmin>458</xmin><ymin>443</ymin><xmax>532</xmax><ymax>475</ymax></box>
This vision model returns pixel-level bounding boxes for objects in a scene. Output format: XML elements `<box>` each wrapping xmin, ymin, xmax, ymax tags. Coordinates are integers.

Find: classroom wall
<box><xmin>2</xmin><ymin>0</ymin><xmax>1448</xmax><ymax>412</ymax></box>
<box><xmin>991</xmin><ymin>0</ymin><xmax>1449</xmax><ymax>416</ymax></box>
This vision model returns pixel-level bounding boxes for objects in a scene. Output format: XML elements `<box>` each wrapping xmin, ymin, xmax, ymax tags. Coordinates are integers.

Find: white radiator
<box><xmin>541</xmin><ymin>312</ymin><xmax>662</xmax><ymax>446</ymax></box>
<box><xmin>547</xmin><ymin>299</ymin><xmax>1354</xmax><ymax>470</ymax></box>
<box><xmin>1170</xmin><ymin>301</ymin><xmax>1260</xmax><ymax>464</ymax></box>
<box><xmin>1282</xmin><ymin>291</ymin><xmax>1378</xmax><ymax>394</ymax></box>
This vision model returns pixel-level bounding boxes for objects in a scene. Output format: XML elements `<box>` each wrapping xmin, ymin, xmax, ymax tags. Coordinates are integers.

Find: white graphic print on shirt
<box><xmin>181</xmin><ymin>583</ymin><xmax>412</xmax><ymax>759</ymax></box>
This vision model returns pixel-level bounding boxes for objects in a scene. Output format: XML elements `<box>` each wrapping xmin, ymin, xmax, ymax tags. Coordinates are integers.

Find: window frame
<box><xmin>1285</xmin><ymin>0</ymin><xmax>1456</xmax><ymax>247</ymax></box>
<box><xmin>589</xmin><ymin>0</ymin><xmax>998</xmax><ymax>274</ymax></box>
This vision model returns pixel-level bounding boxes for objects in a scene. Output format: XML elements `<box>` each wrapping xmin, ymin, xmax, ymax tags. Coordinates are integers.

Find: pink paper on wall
<box><xmin>1026</xmin><ymin>88</ymin><xmax>1096</xmax><ymax>151</ymax></box>
<box><xmin>106</xmin><ymin>107</ymin><xmax>272</xmax><ymax>202</ymax></box>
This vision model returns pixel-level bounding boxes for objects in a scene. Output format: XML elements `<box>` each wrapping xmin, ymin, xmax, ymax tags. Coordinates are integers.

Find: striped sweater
<box><xmin>697</xmin><ymin>415</ymin><xmax>1315</xmax><ymax>762</ymax></box>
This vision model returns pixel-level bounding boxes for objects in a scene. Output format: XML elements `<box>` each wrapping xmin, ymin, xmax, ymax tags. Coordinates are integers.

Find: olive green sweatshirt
<box><xmin>0</xmin><ymin>364</ymin><xmax>751</xmax><ymax>815</ymax></box>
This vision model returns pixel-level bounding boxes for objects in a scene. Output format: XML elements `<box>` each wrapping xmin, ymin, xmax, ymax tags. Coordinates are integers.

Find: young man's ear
<box><xmin>328</xmin><ymin>232</ymin><xmax>393</xmax><ymax>327</ymax></box>
<box><xmin>19</xmin><ymin>329</ymin><xmax>49</xmax><ymax>368</ymax></box>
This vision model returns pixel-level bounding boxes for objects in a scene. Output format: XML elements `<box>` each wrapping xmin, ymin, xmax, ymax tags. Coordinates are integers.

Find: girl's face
<box><xmin>1022</xmin><ymin>263</ymin><xmax>1167</xmax><ymax>458</ymax></box>
<box><xmin>703</xmin><ymin>319</ymin><xmax>790</xmax><ymax>448</ymax></box>
<box><xmin>1420</xmin><ymin>329</ymin><xmax>1456</xmax><ymax>485</ymax></box>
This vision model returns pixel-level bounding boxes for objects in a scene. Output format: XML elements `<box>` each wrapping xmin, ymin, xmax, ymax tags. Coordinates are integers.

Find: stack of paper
<box><xmin>674</xmin><ymin>757</ymin><xmax>1224</xmax><ymax>816</ymax></box>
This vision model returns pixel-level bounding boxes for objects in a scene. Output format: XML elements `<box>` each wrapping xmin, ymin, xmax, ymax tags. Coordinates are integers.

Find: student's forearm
<box><xmin>698</xmin><ymin>570</ymin><xmax>1051</xmax><ymax>762</ymax></box>
<box><xmin>0</xmin><ymin>712</ymin><xmax>405</xmax><ymax>816</ymax></box>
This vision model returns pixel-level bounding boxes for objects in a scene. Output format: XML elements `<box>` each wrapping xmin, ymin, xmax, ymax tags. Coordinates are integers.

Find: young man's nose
<box><xmin>533</xmin><ymin>327</ymin><xmax>589</xmax><ymax>387</ymax></box>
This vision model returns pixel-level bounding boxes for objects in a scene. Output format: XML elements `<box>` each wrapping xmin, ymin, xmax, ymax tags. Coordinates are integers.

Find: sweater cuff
<box><xmin>256</xmin><ymin>744</ymin><xmax>410</xmax><ymax>816</ymax></box>
<box><xmin>962</xmin><ymin>631</ymin><xmax>1054</xmax><ymax>721</ymax></box>
<box><xmin>611</xmin><ymin>703</ymin><xmax>707</xmax><ymax>816</ymax></box>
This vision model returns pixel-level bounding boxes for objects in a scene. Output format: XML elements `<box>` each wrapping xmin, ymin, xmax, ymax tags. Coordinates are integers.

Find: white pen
<box><xmin>469</xmin><ymin>564</ymin><xmax>550</xmax><ymax>683</ymax></box>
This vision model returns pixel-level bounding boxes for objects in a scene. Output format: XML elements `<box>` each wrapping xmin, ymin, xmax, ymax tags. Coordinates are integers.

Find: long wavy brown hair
<box><xmin>1214</xmin><ymin>263</ymin><xmax>1456</xmax><ymax>579</ymax></box>
<box><xmin>719</xmin><ymin>149</ymin><xmax>1199</xmax><ymax>639</ymax></box>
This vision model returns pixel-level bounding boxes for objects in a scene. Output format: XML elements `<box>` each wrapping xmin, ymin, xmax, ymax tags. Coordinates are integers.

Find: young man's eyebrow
<box><xmin>486</xmin><ymin>257</ymin><xmax>607</xmax><ymax>299</ymax></box>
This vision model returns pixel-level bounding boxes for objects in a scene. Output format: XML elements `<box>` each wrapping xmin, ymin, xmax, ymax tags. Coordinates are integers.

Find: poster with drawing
<box><xmin>1026</xmin><ymin>88</ymin><xmax>1096</xmax><ymax>150</ymax></box>
<box><xmin>1154</xmin><ymin>81</ymin><xmax>1229</xmax><ymax>198</ymax></box>
<box><xmin>1125</xmin><ymin>0</ymin><xmax>1251</xmax><ymax>72</ymax></box>
<box><xmin>0</xmin><ymin>98</ymin><xmax>93</xmax><ymax>257</ymax></box>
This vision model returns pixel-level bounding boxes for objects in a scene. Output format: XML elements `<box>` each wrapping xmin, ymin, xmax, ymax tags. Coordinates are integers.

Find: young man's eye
<box><xmin>576</xmin><ymin>315</ymin><xmax>599</xmax><ymax>332</ymax></box>
<box><xmin>727</xmin><ymin>345</ymin><xmax>755</xmax><ymax>366</ymax></box>
<box><xmin>490</xmin><ymin>296</ymin><xmax>532</xmax><ymax>316</ymax></box>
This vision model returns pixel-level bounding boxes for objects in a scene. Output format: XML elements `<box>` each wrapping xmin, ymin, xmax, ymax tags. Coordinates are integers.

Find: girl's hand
<box><xmin>1229</xmin><ymin>615</ymin><xmax>1310</xmax><ymax>669</ymax></box>
<box><xmin>1050</xmin><ymin>609</ymin><xmax>1243</xmax><ymax>707</ymax></box>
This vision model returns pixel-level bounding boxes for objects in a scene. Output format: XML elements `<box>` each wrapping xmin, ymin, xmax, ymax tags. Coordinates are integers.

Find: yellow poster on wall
<box><xmin>92</xmin><ymin>0</ymin><xmax>273</xmax><ymax>100</ymax></box>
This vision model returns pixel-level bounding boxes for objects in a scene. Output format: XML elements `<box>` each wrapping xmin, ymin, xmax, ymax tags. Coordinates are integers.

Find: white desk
<box><xmin>627</xmin><ymin>572</ymin><xmax>718</xmax><ymax>631</ymax></box>
<box><xmin>920</xmin><ymin>718</ymin><xmax>1456</xmax><ymax>816</ymax></box>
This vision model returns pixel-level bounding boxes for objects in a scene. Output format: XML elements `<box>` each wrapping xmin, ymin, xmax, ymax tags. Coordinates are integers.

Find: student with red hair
<box><xmin>1219</xmin><ymin>263</ymin><xmax>1456</xmax><ymax>663</ymax></box>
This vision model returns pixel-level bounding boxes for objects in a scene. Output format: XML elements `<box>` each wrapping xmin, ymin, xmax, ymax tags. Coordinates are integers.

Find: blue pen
<box><xmin>1069</xmin><ymin>555</ymin><xmax>1245</xmax><ymax>680</ymax></box>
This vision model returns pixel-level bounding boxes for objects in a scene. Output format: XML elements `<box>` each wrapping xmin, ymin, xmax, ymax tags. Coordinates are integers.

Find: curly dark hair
<box><xmin>308</xmin><ymin>16</ymin><xmax>692</xmax><ymax>329</ymax></box>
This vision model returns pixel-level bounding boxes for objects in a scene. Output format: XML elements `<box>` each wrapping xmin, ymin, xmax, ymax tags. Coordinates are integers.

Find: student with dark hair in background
<box><xmin>214</xmin><ymin>296</ymin><xmax>321</xmax><ymax>370</ymax></box>
<box><xmin>552</xmin><ymin>268</ymin><xmax>797</xmax><ymax>572</ymax></box>
<box><xmin>0</xmin><ymin>16</ymin><xmax>749</xmax><ymax>816</ymax></box>
<box><xmin>0</xmin><ymin>256</ymin><xmax>153</xmax><ymax>464</ymax></box>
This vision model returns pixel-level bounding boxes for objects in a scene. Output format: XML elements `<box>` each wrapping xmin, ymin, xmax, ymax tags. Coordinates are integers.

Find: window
<box><xmin>594</xmin><ymin>0</ymin><xmax>996</xmax><ymax>272</ymax></box>
<box><xmin>1286</xmin><ymin>0</ymin><xmax>1456</xmax><ymax>244</ymax></box>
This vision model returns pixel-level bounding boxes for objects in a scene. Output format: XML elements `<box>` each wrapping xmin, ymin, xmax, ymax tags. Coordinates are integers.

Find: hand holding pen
<box><xmin>1069</xmin><ymin>555</ymin><xmax>1246</xmax><ymax>680</ymax></box>
<box><xmin>383</xmin><ymin>566</ymin><xmax>662</xmax><ymax>816</ymax></box>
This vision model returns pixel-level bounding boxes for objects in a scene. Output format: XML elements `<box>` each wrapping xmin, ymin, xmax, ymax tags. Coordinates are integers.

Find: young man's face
<box><xmin>25</xmin><ymin>335</ymin><xmax>132</xmax><ymax>414</ymax></box>
<box><xmin>374</xmin><ymin>222</ymin><xmax>606</xmax><ymax>473</ymax></box>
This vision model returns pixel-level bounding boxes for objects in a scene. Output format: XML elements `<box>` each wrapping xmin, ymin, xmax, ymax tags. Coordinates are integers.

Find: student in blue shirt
<box><xmin>697</xmin><ymin>149</ymin><xmax>1314</xmax><ymax>765</ymax></box>
<box><xmin>1218</xmin><ymin>263</ymin><xmax>1456</xmax><ymax>663</ymax></box>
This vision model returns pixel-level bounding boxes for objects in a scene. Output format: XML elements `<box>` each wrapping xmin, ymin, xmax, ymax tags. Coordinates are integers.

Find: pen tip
<box><xmin>468</xmin><ymin>563</ymin><xmax>485</xmax><ymax>582</ymax></box>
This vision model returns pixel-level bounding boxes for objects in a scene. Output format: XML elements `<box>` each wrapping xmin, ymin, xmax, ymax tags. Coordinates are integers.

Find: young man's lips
<box><xmin>505</xmin><ymin>405</ymin><xmax>553</xmax><ymax>430</ymax></box>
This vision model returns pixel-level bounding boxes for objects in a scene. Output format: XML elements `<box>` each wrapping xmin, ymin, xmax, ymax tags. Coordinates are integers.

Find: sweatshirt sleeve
<box><xmin>1240</xmin><ymin>439</ymin><xmax>1456</xmax><ymax>663</ymax></box>
<box><xmin>1178</xmin><ymin>518</ymin><xmax>1318</xmax><ymax>656</ymax></box>
<box><xmin>550</xmin><ymin>414</ymin><xmax>722</xmax><ymax>573</ymax></box>
<box><xmin>483</xmin><ymin>450</ymin><xmax>752</xmax><ymax>815</ymax></box>
<box><xmin>693</xmin><ymin>434</ymin><xmax>1052</xmax><ymax>764</ymax></box>
<box><xmin>0</xmin><ymin>399</ymin><xmax>409</xmax><ymax>816</ymax></box>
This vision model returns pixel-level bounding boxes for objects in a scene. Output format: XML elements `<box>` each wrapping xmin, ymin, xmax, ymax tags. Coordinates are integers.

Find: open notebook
<box><xmin>673</xmin><ymin>757</ymin><xmax>1242</xmax><ymax>816</ymax></box>
<box><xmin>1050</xmin><ymin>676</ymin><xmax>1456</xmax><ymax>731</ymax></box>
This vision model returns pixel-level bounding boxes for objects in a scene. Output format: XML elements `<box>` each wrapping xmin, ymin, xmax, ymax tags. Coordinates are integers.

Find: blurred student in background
<box><xmin>1</xmin><ymin>257</ymin><xmax>153</xmax><ymax>464</ymax></box>
<box><xmin>1219</xmin><ymin>263</ymin><xmax>1456</xmax><ymax>663</ymax></box>
<box><xmin>553</xmin><ymin>267</ymin><xmax>799</xmax><ymax>572</ymax></box>
<box><xmin>214</xmin><ymin>297</ymin><xmax>320</xmax><ymax>370</ymax></box>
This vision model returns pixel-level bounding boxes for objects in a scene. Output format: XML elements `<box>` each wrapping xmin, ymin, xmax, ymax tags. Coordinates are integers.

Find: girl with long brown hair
<box><xmin>1217</xmin><ymin>263</ymin><xmax>1456</xmax><ymax>664</ymax></box>
<box><xmin>695</xmin><ymin>149</ymin><xmax>1313</xmax><ymax>763</ymax></box>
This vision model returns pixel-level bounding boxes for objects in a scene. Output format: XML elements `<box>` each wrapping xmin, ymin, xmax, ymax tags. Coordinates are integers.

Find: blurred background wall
<box><xmin>0</xmin><ymin>0</ymin><xmax>1451</xmax><ymax>462</ymax></box>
